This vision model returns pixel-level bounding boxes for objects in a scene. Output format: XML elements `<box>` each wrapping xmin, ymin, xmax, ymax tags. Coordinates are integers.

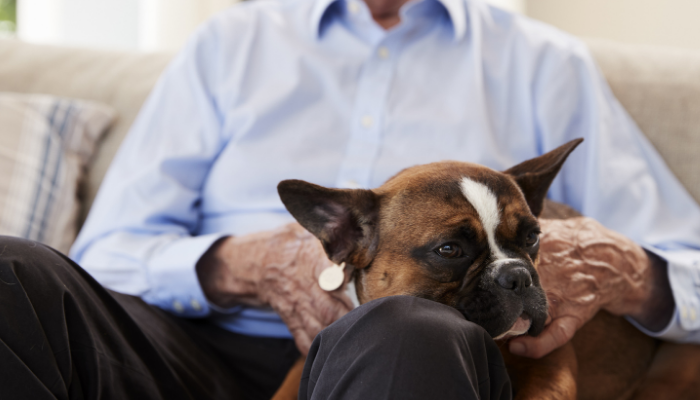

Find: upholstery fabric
<box><xmin>585</xmin><ymin>38</ymin><xmax>700</xmax><ymax>203</ymax></box>
<box><xmin>0</xmin><ymin>93</ymin><xmax>114</xmax><ymax>253</ymax></box>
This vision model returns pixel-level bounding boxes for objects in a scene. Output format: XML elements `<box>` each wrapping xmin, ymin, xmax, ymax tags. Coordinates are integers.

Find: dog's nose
<box><xmin>496</xmin><ymin>263</ymin><xmax>533</xmax><ymax>293</ymax></box>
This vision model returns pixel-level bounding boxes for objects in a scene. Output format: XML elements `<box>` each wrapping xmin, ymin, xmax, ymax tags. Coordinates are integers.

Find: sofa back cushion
<box><xmin>0</xmin><ymin>39</ymin><xmax>172</xmax><ymax>226</ymax></box>
<box><xmin>586</xmin><ymin>38</ymin><xmax>700</xmax><ymax>203</ymax></box>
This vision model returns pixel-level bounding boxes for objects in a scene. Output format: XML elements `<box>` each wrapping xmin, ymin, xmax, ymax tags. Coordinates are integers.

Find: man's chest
<box><xmin>199</xmin><ymin>20</ymin><xmax>541</xmax><ymax>222</ymax></box>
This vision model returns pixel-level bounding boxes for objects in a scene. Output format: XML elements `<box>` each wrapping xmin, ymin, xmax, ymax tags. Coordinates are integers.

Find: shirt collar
<box><xmin>310</xmin><ymin>0</ymin><xmax>342</xmax><ymax>37</ymax></box>
<box><xmin>310</xmin><ymin>0</ymin><xmax>467</xmax><ymax>41</ymax></box>
<box><xmin>436</xmin><ymin>0</ymin><xmax>466</xmax><ymax>40</ymax></box>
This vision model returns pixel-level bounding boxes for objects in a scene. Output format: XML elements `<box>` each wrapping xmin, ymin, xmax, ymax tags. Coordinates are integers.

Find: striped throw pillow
<box><xmin>0</xmin><ymin>93</ymin><xmax>114</xmax><ymax>254</ymax></box>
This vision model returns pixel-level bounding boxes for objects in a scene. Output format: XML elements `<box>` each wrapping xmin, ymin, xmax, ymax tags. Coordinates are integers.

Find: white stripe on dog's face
<box><xmin>460</xmin><ymin>177</ymin><xmax>507</xmax><ymax>260</ymax></box>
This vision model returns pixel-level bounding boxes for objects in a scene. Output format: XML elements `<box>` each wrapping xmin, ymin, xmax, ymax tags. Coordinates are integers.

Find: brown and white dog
<box><xmin>274</xmin><ymin>139</ymin><xmax>700</xmax><ymax>400</ymax></box>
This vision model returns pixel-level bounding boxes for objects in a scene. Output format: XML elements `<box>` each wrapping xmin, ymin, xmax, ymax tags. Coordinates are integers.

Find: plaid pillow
<box><xmin>0</xmin><ymin>93</ymin><xmax>114</xmax><ymax>254</ymax></box>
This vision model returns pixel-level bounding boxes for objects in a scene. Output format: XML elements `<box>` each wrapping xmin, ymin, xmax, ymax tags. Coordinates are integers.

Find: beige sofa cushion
<box><xmin>585</xmin><ymin>38</ymin><xmax>700</xmax><ymax>204</ymax></box>
<box><xmin>0</xmin><ymin>93</ymin><xmax>114</xmax><ymax>253</ymax></box>
<box><xmin>0</xmin><ymin>39</ymin><xmax>173</xmax><ymax>225</ymax></box>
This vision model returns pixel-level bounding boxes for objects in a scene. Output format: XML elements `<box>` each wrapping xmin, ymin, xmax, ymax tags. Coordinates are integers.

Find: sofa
<box><xmin>0</xmin><ymin>37</ymin><xmax>699</xmax><ymax>249</ymax></box>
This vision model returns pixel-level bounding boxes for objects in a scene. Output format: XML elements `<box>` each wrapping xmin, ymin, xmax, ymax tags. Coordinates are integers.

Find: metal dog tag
<box><xmin>319</xmin><ymin>262</ymin><xmax>345</xmax><ymax>291</ymax></box>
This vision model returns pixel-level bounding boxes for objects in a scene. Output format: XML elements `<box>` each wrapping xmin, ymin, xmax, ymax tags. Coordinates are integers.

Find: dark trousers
<box><xmin>301</xmin><ymin>296</ymin><xmax>512</xmax><ymax>400</ymax></box>
<box><xmin>0</xmin><ymin>236</ymin><xmax>511</xmax><ymax>400</ymax></box>
<box><xmin>0</xmin><ymin>236</ymin><xmax>299</xmax><ymax>400</ymax></box>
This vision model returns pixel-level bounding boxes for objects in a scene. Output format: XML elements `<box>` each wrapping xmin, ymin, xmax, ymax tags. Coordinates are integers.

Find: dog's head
<box><xmin>278</xmin><ymin>139</ymin><xmax>582</xmax><ymax>340</ymax></box>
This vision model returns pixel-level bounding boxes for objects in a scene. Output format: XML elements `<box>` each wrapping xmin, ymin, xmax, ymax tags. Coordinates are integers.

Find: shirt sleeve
<box><xmin>533</xmin><ymin>40</ymin><xmax>700</xmax><ymax>343</ymax></box>
<box><xmin>69</xmin><ymin>21</ymin><xmax>231</xmax><ymax>318</ymax></box>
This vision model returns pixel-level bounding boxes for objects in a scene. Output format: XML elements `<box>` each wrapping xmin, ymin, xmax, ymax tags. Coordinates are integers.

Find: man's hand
<box><xmin>196</xmin><ymin>223</ymin><xmax>353</xmax><ymax>355</ymax></box>
<box><xmin>509</xmin><ymin>217</ymin><xmax>673</xmax><ymax>359</ymax></box>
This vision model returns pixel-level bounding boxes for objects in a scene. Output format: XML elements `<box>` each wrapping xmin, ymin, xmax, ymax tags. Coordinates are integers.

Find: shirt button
<box><xmin>347</xmin><ymin>1</ymin><xmax>360</xmax><ymax>14</ymax></box>
<box><xmin>346</xmin><ymin>179</ymin><xmax>361</xmax><ymax>188</ymax></box>
<box><xmin>681</xmin><ymin>306</ymin><xmax>689</xmax><ymax>320</ymax></box>
<box><xmin>173</xmin><ymin>300</ymin><xmax>184</xmax><ymax>313</ymax></box>
<box><xmin>691</xmin><ymin>307</ymin><xmax>698</xmax><ymax>321</ymax></box>
<box><xmin>190</xmin><ymin>299</ymin><xmax>202</xmax><ymax>311</ymax></box>
<box><xmin>361</xmin><ymin>115</ymin><xmax>373</xmax><ymax>128</ymax></box>
<box><xmin>378</xmin><ymin>46</ymin><xmax>389</xmax><ymax>59</ymax></box>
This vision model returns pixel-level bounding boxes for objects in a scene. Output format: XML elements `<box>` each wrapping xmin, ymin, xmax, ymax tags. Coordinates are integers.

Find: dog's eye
<box><xmin>525</xmin><ymin>231</ymin><xmax>539</xmax><ymax>248</ymax></box>
<box><xmin>435</xmin><ymin>244</ymin><xmax>463</xmax><ymax>259</ymax></box>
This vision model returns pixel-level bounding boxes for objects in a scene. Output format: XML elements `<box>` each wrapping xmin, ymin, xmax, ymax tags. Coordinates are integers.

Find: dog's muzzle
<box><xmin>489</xmin><ymin>258</ymin><xmax>547</xmax><ymax>338</ymax></box>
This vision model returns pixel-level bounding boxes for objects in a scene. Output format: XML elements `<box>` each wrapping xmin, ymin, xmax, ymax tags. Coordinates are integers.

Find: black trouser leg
<box><xmin>0</xmin><ymin>236</ymin><xmax>299</xmax><ymax>400</ymax></box>
<box><xmin>300</xmin><ymin>295</ymin><xmax>512</xmax><ymax>400</ymax></box>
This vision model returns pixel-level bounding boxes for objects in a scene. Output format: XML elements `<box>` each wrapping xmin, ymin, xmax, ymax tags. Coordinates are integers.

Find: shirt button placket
<box><xmin>347</xmin><ymin>0</ymin><xmax>360</xmax><ymax>14</ymax></box>
<box><xmin>361</xmin><ymin>115</ymin><xmax>374</xmax><ymax>128</ymax></box>
<box><xmin>337</xmin><ymin>40</ymin><xmax>396</xmax><ymax>190</ymax></box>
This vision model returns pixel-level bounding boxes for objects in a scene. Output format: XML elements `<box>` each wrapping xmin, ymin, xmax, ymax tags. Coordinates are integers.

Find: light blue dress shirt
<box><xmin>70</xmin><ymin>0</ymin><xmax>700</xmax><ymax>342</ymax></box>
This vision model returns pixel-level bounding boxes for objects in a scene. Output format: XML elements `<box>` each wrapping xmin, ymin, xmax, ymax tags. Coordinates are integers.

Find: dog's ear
<box><xmin>504</xmin><ymin>138</ymin><xmax>583</xmax><ymax>217</ymax></box>
<box><xmin>277</xmin><ymin>180</ymin><xmax>379</xmax><ymax>269</ymax></box>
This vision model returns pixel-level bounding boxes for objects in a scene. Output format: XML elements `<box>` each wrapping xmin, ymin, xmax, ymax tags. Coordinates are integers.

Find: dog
<box><xmin>273</xmin><ymin>138</ymin><xmax>700</xmax><ymax>400</ymax></box>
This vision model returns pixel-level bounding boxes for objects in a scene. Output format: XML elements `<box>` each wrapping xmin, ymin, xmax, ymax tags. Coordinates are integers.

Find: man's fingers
<box><xmin>508</xmin><ymin>317</ymin><xmax>578</xmax><ymax>359</ymax></box>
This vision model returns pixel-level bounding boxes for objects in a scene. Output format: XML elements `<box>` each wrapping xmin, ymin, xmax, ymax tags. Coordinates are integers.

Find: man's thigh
<box><xmin>0</xmin><ymin>236</ymin><xmax>298</xmax><ymax>400</ymax></box>
<box><xmin>301</xmin><ymin>295</ymin><xmax>512</xmax><ymax>400</ymax></box>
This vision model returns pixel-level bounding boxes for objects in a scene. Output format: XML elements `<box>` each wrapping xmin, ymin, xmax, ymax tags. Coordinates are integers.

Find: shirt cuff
<box><xmin>143</xmin><ymin>232</ymin><xmax>228</xmax><ymax>317</ymax></box>
<box><xmin>629</xmin><ymin>247</ymin><xmax>700</xmax><ymax>342</ymax></box>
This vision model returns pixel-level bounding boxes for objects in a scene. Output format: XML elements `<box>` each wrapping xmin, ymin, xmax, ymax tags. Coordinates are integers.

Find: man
<box><xmin>1</xmin><ymin>0</ymin><xmax>698</xmax><ymax>398</ymax></box>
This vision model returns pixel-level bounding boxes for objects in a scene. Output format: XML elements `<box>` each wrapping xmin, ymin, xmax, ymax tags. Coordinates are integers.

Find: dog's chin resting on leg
<box><xmin>273</xmin><ymin>139</ymin><xmax>700</xmax><ymax>400</ymax></box>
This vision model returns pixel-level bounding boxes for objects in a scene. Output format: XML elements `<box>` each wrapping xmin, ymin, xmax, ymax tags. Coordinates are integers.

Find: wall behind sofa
<box><xmin>17</xmin><ymin>0</ymin><xmax>239</xmax><ymax>51</ymax></box>
<box><xmin>14</xmin><ymin>0</ymin><xmax>700</xmax><ymax>52</ymax></box>
<box><xmin>528</xmin><ymin>0</ymin><xmax>700</xmax><ymax>52</ymax></box>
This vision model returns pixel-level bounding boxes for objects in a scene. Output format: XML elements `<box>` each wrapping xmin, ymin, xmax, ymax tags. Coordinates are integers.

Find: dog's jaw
<box><xmin>455</xmin><ymin>276</ymin><xmax>548</xmax><ymax>339</ymax></box>
<box><xmin>494</xmin><ymin>315</ymin><xmax>532</xmax><ymax>340</ymax></box>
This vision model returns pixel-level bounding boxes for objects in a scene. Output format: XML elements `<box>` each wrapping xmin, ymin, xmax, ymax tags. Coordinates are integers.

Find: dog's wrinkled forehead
<box><xmin>377</xmin><ymin>162</ymin><xmax>531</xmax><ymax>247</ymax></box>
